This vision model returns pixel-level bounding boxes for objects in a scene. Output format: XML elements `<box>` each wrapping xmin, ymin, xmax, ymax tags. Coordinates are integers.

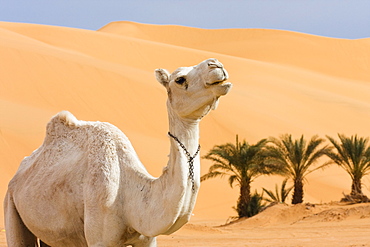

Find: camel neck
<box><xmin>127</xmin><ymin>106</ymin><xmax>202</xmax><ymax>236</ymax></box>
<box><xmin>168</xmin><ymin>131</ymin><xmax>200</xmax><ymax>192</ymax></box>
<box><xmin>167</xmin><ymin>106</ymin><xmax>200</xmax><ymax>155</ymax></box>
<box><xmin>165</xmin><ymin>105</ymin><xmax>201</xmax><ymax>193</ymax></box>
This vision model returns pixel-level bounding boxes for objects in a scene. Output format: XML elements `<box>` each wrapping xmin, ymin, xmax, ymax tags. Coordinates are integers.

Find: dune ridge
<box><xmin>157</xmin><ymin>203</ymin><xmax>370</xmax><ymax>246</ymax></box>
<box><xmin>1</xmin><ymin>21</ymin><xmax>370</xmax><ymax>231</ymax></box>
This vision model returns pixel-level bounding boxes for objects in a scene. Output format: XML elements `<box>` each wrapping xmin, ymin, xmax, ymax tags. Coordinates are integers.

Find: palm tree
<box><xmin>326</xmin><ymin>134</ymin><xmax>370</xmax><ymax>197</ymax></box>
<box><xmin>201</xmin><ymin>135</ymin><xmax>276</xmax><ymax>218</ymax></box>
<box><xmin>265</xmin><ymin>134</ymin><xmax>332</xmax><ymax>204</ymax></box>
<box><xmin>245</xmin><ymin>190</ymin><xmax>266</xmax><ymax>217</ymax></box>
<box><xmin>263</xmin><ymin>179</ymin><xmax>293</xmax><ymax>204</ymax></box>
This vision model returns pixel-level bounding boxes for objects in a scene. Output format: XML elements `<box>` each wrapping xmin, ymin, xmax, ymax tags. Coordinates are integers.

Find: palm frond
<box><xmin>200</xmin><ymin>171</ymin><xmax>228</xmax><ymax>182</ymax></box>
<box><xmin>262</xmin><ymin>187</ymin><xmax>279</xmax><ymax>203</ymax></box>
<box><xmin>262</xmin><ymin>179</ymin><xmax>292</xmax><ymax>203</ymax></box>
<box><xmin>265</xmin><ymin>134</ymin><xmax>332</xmax><ymax>203</ymax></box>
<box><xmin>280</xmin><ymin>179</ymin><xmax>293</xmax><ymax>203</ymax></box>
<box><xmin>326</xmin><ymin>134</ymin><xmax>370</xmax><ymax>195</ymax></box>
<box><xmin>228</xmin><ymin>175</ymin><xmax>240</xmax><ymax>188</ymax></box>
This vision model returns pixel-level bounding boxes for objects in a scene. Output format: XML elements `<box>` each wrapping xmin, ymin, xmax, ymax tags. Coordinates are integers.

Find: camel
<box><xmin>4</xmin><ymin>58</ymin><xmax>232</xmax><ymax>247</ymax></box>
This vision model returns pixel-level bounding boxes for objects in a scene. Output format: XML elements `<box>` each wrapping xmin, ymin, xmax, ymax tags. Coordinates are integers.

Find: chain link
<box><xmin>168</xmin><ymin>132</ymin><xmax>200</xmax><ymax>192</ymax></box>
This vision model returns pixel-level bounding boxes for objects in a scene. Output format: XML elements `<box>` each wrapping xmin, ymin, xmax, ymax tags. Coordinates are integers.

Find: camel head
<box><xmin>155</xmin><ymin>58</ymin><xmax>232</xmax><ymax>120</ymax></box>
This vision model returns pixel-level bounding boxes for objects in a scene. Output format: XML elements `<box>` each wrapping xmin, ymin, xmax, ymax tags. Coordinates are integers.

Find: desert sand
<box><xmin>1</xmin><ymin>21</ymin><xmax>370</xmax><ymax>246</ymax></box>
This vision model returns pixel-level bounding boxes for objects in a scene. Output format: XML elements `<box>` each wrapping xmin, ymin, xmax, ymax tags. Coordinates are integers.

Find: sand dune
<box><xmin>157</xmin><ymin>203</ymin><xmax>370</xmax><ymax>246</ymax></box>
<box><xmin>1</xmin><ymin>21</ymin><xmax>370</xmax><ymax>240</ymax></box>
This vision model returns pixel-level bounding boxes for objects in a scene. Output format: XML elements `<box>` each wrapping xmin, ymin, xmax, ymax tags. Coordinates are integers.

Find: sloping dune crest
<box><xmin>156</xmin><ymin>203</ymin><xmax>370</xmax><ymax>246</ymax></box>
<box><xmin>225</xmin><ymin>203</ymin><xmax>370</xmax><ymax>228</ymax></box>
<box><xmin>1</xmin><ymin>21</ymin><xmax>370</xmax><ymax>227</ymax></box>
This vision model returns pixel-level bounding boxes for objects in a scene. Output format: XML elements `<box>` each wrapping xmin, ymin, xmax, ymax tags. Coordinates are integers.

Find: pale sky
<box><xmin>1</xmin><ymin>0</ymin><xmax>370</xmax><ymax>39</ymax></box>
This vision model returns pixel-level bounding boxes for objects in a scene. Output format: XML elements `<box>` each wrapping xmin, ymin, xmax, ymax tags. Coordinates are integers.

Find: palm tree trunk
<box><xmin>237</xmin><ymin>180</ymin><xmax>251</xmax><ymax>218</ymax></box>
<box><xmin>351</xmin><ymin>177</ymin><xmax>362</xmax><ymax>195</ymax></box>
<box><xmin>292</xmin><ymin>179</ymin><xmax>303</xmax><ymax>204</ymax></box>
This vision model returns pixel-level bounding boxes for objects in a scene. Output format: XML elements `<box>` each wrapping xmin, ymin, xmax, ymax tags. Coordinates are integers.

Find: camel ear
<box><xmin>155</xmin><ymin>69</ymin><xmax>170</xmax><ymax>88</ymax></box>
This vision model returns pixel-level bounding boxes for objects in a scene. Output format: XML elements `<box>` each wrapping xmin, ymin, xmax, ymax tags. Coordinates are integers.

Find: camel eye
<box><xmin>175</xmin><ymin>77</ymin><xmax>186</xmax><ymax>85</ymax></box>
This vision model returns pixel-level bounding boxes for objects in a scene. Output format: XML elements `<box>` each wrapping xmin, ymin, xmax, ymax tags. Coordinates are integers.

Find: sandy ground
<box><xmin>1</xmin><ymin>203</ymin><xmax>369</xmax><ymax>246</ymax></box>
<box><xmin>158</xmin><ymin>202</ymin><xmax>370</xmax><ymax>247</ymax></box>
<box><xmin>1</xmin><ymin>21</ymin><xmax>370</xmax><ymax>246</ymax></box>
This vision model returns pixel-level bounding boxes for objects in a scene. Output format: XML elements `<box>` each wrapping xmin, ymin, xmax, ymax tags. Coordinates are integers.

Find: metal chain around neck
<box><xmin>168</xmin><ymin>132</ymin><xmax>200</xmax><ymax>192</ymax></box>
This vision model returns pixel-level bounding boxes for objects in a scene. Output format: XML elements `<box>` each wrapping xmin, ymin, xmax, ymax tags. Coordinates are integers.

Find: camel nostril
<box><xmin>208</xmin><ymin>62</ymin><xmax>222</xmax><ymax>69</ymax></box>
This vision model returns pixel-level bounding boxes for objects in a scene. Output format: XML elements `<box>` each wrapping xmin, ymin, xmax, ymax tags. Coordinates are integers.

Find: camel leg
<box><xmin>133</xmin><ymin>237</ymin><xmax>157</xmax><ymax>247</ymax></box>
<box><xmin>4</xmin><ymin>192</ymin><xmax>37</xmax><ymax>247</ymax></box>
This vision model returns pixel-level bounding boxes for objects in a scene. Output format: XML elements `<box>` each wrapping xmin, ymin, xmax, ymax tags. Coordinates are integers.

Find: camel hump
<box><xmin>42</xmin><ymin>111</ymin><xmax>83</xmax><ymax>145</ymax></box>
<box><xmin>55</xmin><ymin>111</ymin><xmax>81</xmax><ymax>128</ymax></box>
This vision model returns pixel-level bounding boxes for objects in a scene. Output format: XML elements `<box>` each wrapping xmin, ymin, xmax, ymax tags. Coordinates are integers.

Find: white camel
<box><xmin>4</xmin><ymin>58</ymin><xmax>232</xmax><ymax>247</ymax></box>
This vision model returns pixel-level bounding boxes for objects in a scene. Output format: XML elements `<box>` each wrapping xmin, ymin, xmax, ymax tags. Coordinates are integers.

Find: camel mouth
<box><xmin>206</xmin><ymin>79</ymin><xmax>228</xmax><ymax>86</ymax></box>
